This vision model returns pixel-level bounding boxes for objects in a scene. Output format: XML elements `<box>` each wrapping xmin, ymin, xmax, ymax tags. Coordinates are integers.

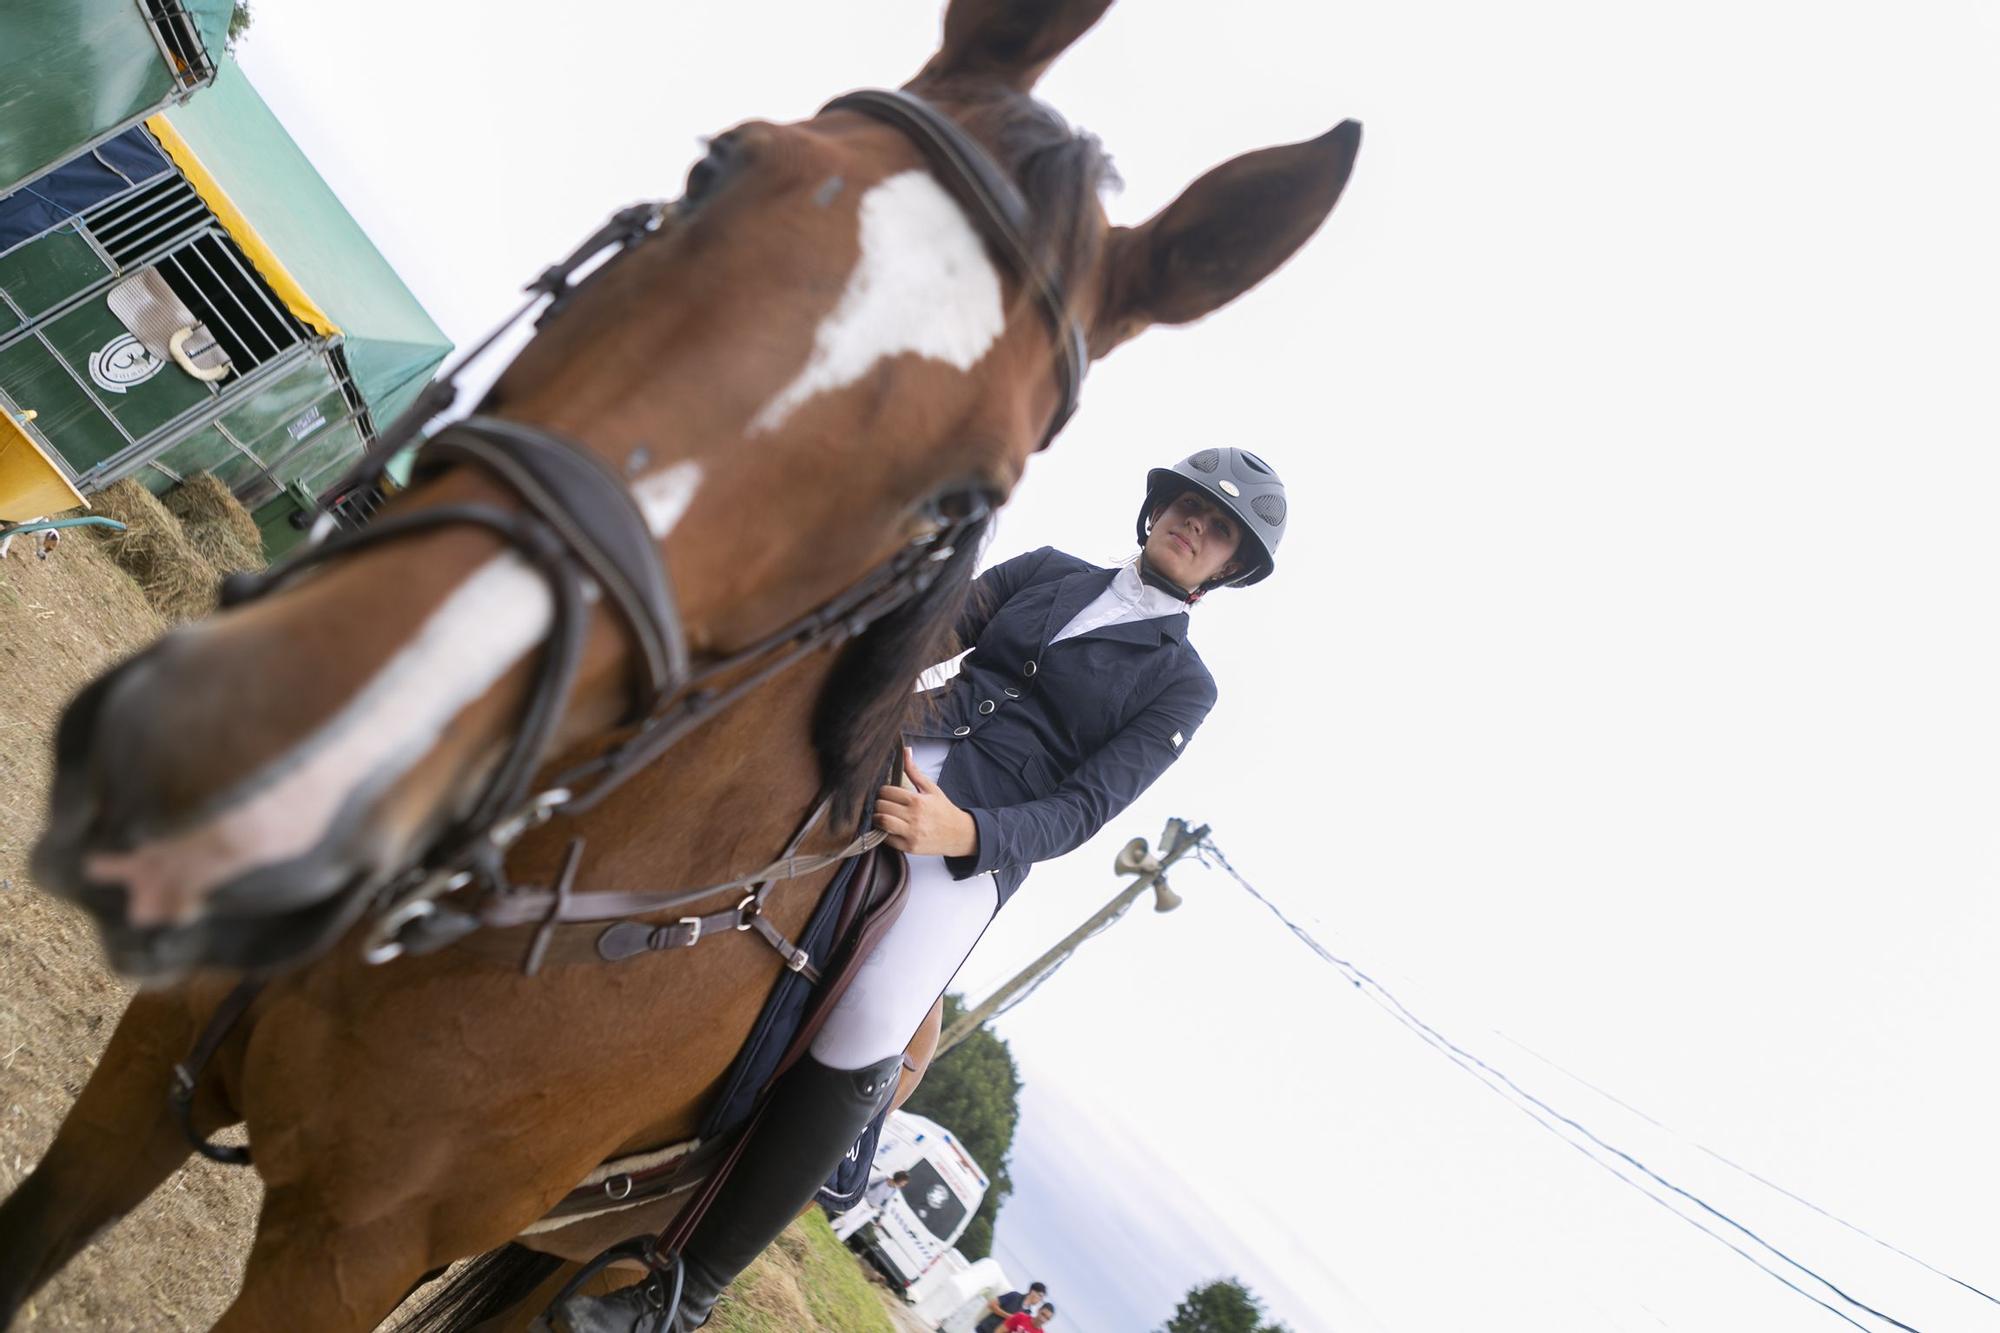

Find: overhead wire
<box><xmin>1193</xmin><ymin>838</ymin><xmax>1946</xmax><ymax>1333</ymax></box>
<box><xmin>1493</xmin><ymin>1030</ymin><xmax>2000</xmax><ymax>1312</ymax></box>
<box><xmin>986</xmin><ymin>895</ymin><xmax>1136</xmax><ymax>1023</ymax></box>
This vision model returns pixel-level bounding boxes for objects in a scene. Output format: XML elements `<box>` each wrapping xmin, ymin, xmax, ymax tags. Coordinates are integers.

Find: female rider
<box><xmin>551</xmin><ymin>448</ymin><xmax>1288</xmax><ymax>1332</ymax></box>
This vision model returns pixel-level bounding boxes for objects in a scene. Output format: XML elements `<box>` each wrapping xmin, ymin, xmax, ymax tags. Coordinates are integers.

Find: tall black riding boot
<box><xmin>538</xmin><ymin>1051</ymin><xmax>903</xmax><ymax>1333</ymax></box>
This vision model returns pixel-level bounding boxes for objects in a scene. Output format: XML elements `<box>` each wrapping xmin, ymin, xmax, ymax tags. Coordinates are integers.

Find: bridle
<box><xmin>216</xmin><ymin>87</ymin><xmax>1090</xmax><ymax>973</ymax></box>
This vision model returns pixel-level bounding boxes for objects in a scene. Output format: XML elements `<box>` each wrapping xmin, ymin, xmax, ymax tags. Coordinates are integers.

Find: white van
<box><xmin>832</xmin><ymin>1110</ymin><xmax>990</xmax><ymax>1291</ymax></box>
<box><xmin>924</xmin><ymin>1257</ymin><xmax>1015</xmax><ymax>1332</ymax></box>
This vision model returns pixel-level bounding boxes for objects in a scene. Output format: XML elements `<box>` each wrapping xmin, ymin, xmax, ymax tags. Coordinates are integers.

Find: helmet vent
<box><xmin>1189</xmin><ymin>449</ymin><xmax>1221</xmax><ymax>473</ymax></box>
<box><xmin>1251</xmin><ymin>494</ymin><xmax>1287</xmax><ymax>526</ymax></box>
<box><xmin>1240</xmin><ymin>450</ymin><xmax>1274</xmax><ymax>475</ymax></box>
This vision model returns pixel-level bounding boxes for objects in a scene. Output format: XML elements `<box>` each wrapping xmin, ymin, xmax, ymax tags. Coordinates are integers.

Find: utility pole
<box><xmin>935</xmin><ymin>817</ymin><xmax>1210</xmax><ymax>1056</ymax></box>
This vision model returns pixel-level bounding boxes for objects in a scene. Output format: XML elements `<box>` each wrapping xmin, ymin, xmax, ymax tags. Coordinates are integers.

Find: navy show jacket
<box><xmin>909</xmin><ymin>547</ymin><xmax>1218</xmax><ymax>906</ymax></box>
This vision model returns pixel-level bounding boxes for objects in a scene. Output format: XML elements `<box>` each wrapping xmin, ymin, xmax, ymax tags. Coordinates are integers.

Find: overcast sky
<box><xmin>237</xmin><ymin>3</ymin><xmax>2000</xmax><ymax>1329</ymax></box>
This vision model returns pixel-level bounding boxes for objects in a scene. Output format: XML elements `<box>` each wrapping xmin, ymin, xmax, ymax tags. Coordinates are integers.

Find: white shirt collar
<box><xmin>1110</xmin><ymin>559</ymin><xmax>1188</xmax><ymax>617</ymax></box>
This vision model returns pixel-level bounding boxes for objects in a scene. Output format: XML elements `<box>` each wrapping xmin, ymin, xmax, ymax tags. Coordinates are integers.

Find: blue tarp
<box><xmin>0</xmin><ymin>127</ymin><xmax>172</xmax><ymax>251</ymax></box>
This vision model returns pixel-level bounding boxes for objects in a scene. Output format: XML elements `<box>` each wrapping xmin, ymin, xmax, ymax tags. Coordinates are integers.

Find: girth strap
<box><xmin>477</xmin><ymin>823</ymin><xmax>883</xmax><ymax>934</ymax></box>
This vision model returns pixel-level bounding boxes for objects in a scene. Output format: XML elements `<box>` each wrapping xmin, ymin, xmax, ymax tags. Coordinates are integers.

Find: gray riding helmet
<box><xmin>1135</xmin><ymin>447</ymin><xmax>1288</xmax><ymax>587</ymax></box>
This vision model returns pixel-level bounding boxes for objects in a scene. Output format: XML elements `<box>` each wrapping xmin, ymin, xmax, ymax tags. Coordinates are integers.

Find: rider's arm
<box><xmin>947</xmin><ymin>668</ymin><xmax>1216</xmax><ymax>880</ymax></box>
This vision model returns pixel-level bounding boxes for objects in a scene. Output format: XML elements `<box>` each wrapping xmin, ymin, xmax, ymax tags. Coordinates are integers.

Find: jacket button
<box><xmin>952</xmin><ymin>725</ymin><xmax>971</xmax><ymax>737</ymax></box>
<box><xmin>977</xmin><ymin>699</ymin><xmax>996</xmax><ymax>715</ymax></box>
<box><xmin>1003</xmin><ymin>687</ymin><xmax>1020</xmax><ymax>698</ymax></box>
<box><xmin>1023</xmin><ymin>660</ymin><xmax>1037</xmax><ymax>677</ymax></box>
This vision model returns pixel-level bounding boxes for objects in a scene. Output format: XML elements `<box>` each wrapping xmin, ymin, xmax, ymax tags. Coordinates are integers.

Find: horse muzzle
<box><xmin>31</xmin><ymin>642</ymin><xmax>398</xmax><ymax>980</ymax></box>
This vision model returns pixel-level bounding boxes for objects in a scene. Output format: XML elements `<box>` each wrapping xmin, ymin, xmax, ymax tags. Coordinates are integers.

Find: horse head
<box><xmin>33</xmin><ymin>0</ymin><xmax>1361</xmax><ymax>980</ymax></box>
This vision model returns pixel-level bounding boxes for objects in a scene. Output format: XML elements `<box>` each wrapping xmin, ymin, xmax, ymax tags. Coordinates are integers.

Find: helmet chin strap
<box><xmin>1137</xmin><ymin>551</ymin><xmax>1200</xmax><ymax>603</ymax></box>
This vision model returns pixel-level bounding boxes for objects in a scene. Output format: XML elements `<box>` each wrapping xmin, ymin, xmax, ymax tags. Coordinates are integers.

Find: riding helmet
<box><xmin>1135</xmin><ymin>447</ymin><xmax>1288</xmax><ymax>586</ymax></box>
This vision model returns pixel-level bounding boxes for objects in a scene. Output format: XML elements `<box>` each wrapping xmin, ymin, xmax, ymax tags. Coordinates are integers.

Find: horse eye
<box><xmin>684</xmin><ymin>154</ymin><xmax>724</xmax><ymax>205</ymax></box>
<box><xmin>683</xmin><ymin>136</ymin><xmax>740</xmax><ymax>207</ymax></box>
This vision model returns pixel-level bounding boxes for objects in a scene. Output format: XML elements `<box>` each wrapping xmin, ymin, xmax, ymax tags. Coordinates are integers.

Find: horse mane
<box><xmin>949</xmin><ymin>85</ymin><xmax>1119</xmax><ymax>292</ymax></box>
<box><xmin>812</xmin><ymin>518</ymin><xmax>986</xmax><ymax>821</ymax></box>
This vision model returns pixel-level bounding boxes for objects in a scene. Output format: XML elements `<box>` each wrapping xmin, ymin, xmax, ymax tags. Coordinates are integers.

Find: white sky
<box><xmin>237</xmin><ymin>3</ymin><xmax>2000</xmax><ymax>1330</ymax></box>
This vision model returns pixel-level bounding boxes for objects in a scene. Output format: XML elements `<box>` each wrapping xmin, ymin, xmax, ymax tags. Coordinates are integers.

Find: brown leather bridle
<box><xmin>214</xmin><ymin>88</ymin><xmax>1090</xmax><ymax>971</ymax></box>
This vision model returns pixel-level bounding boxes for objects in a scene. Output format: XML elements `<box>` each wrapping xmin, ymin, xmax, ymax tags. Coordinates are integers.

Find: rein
<box><xmin>213</xmin><ymin>86</ymin><xmax>1087</xmax><ymax>972</ymax></box>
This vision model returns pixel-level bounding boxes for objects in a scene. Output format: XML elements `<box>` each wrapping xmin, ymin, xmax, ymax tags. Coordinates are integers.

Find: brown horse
<box><xmin>0</xmin><ymin>0</ymin><xmax>1361</xmax><ymax>1328</ymax></box>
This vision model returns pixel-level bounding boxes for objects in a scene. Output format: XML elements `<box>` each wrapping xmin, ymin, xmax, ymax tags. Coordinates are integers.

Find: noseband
<box><xmin>217</xmin><ymin>88</ymin><xmax>1087</xmax><ymax>968</ymax></box>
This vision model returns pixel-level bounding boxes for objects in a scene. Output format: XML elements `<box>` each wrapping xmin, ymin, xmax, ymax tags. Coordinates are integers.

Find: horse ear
<box><xmin>1089</xmin><ymin>121</ymin><xmax>1363</xmax><ymax>359</ymax></box>
<box><xmin>911</xmin><ymin>0</ymin><xmax>1116</xmax><ymax>94</ymax></box>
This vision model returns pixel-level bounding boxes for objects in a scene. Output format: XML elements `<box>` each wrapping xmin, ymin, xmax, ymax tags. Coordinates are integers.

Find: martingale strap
<box><xmin>448</xmin><ymin>793</ymin><xmax>879</xmax><ymax>980</ymax></box>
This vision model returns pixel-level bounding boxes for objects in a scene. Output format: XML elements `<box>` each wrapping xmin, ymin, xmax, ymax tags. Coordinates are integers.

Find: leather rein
<box><xmin>218</xmin><ymin>87</ymin><xmax>1088</xmax><ymax>976</ymax></box>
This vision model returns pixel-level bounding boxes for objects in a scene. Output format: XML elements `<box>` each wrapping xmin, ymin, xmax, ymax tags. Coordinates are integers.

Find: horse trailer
<box><xmin>0</xmin><ymin>37</ymin><xmax>449</xmax><ymax>550</ymax></box>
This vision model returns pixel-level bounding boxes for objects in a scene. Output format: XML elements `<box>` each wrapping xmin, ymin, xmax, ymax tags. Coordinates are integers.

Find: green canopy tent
<box><xmin>155</xmin><ymin>63</ymin><xmax>454</xmax><ymax>437</ymax></box>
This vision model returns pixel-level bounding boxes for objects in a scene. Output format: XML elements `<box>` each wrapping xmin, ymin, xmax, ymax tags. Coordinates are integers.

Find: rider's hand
<box><xmin>875</xmin><ymin>748</ymin><xmax>978</xmax><ymax>858</ymax></box>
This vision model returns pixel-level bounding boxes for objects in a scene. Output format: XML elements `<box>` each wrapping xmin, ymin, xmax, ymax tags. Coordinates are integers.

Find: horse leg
<box><xmin>0</xmin><ymin>987</ymin><xmax>228</xmax><ymax>1320</ymax></box>
<box><xmin>212</xmin><ymin>1113</ymin><xmax>589</xmax><ymax>1333</ymax></box>
<box><xmin>221</xmin><ymin>1218</ymin><xmax>627</xmax><ymax>1333</ymax></box>
<box><xmin>209</xmin><ymin>1181</ymin><xmax>432</xmax><ymax>1333</ymax></box>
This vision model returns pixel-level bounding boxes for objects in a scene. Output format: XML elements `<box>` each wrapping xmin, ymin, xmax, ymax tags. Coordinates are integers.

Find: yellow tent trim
<box><xmin>0</xmin><ymin>409</ymin><xmax>87</xmax><ymax>523</ymax></box>
<box><xmin>144</xmin><ymin>114</ymin><xmax>340</xmax><ymax>339</ymax></box>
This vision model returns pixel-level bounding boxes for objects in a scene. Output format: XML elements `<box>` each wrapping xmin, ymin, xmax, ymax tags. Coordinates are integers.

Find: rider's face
<box><xmin>1143</xmin><ymin>489</ymin><xmax>1243</xmax><ymax>590</ymax></box>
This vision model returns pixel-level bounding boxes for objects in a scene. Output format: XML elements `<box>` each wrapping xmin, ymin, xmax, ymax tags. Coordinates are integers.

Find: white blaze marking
<box><xmin>632</xmin><ymin>460</ymin><xmax>701</xmax><ymax>538</ymax></box>
<box><xmin>91</xmin><ymin>459</ymin><xmax>711</xmax><ymax>925</ymax></box>
<box><xmin>87</xmin><ymin>555</ymin><xmax>555</xmax><ymax>924</ymax></box>
<box><xmin>749</xmin><ymin>170</ymin><xmax>1005</xmax><ymax>436</ymax></box>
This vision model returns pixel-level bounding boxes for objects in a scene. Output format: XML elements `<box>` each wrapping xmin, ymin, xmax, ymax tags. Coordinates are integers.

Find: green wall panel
<box><xmin>40</xmin><ymin>298</ymin><xmax>211</xmax><ymax>438</ymax></box>
<box><xmin>213</xmin><ymin>445</ymin><xmax>273</xmax><ymax>494</ymax></box>
<box><xmin>218</xmin><ymin>355</ymin><xmax>339</xmax><ymax>452</ymax></box>
<box><xmin>0</xmin><ymin>227</ymin><xmax>111</xmax><ymax>322</ymax></box>
<box><xmin>151</xmin><ymin>423</ymin><xmax>240</xmax><ymax>479</ymax></box>
<box><xmin>0</xmin><ymin>0</ymin><xmax>178</xmax><ymax>192</ymax></box>
<box><xmin>271</xmin><ymin>419</ymin><xmax>363</xmax><ymax>490</ymax></box>
<box><xmin>0</xmin><ymin>336</ymin><xmax>124</xmax><ymax>473</ymax></box>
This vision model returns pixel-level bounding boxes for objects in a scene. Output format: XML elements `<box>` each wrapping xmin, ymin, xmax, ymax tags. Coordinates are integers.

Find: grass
<box><xmin>0</xmin><ymin>500</ymin><xmax>263</xmax><ymax>1331</ymax></box>
<box><xmin>81</xmin><ymin>479</ymin><xmax>224</xmax><ymax>623</ymax></box>
<box><xmin>708</xmin><ymin>1211</ymin><xmax>900</xmax><ymax>1333</ymax></box>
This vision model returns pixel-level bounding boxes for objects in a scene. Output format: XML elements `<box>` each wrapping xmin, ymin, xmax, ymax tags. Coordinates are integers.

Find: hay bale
<box><xmin>162</xmin><ymin>472</ymin><xmax>266</xmax><ymax>573</ymax></box>
<box><xmin>85</xmin><ymin>479</ymin><xmax>223</xmax><ymax>622</ymax></box>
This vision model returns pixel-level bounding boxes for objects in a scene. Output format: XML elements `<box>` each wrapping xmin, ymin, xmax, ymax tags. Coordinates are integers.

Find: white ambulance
<box><xmin>833</xmin><ymin>1110</ymin><xmax>990</xmax><ymax>1291</ymax></box>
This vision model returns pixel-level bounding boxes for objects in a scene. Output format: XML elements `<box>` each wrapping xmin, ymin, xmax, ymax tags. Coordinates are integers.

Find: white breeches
<box><xmin>809</xmin><ymin>740</ymin><xmax>997</xmax><ymax>1071</ymax></box>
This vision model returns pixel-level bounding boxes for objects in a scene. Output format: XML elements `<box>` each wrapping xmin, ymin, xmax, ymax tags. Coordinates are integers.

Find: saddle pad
<box><xmin>698</xmin><ymin>841</ymin><xmax>904</xmax><ymax>1140</ymax></box>
<box><xmin>520</xmin><ymin>1137</ymin><xmax>706</xmax><ymax>1234</ymax></box>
